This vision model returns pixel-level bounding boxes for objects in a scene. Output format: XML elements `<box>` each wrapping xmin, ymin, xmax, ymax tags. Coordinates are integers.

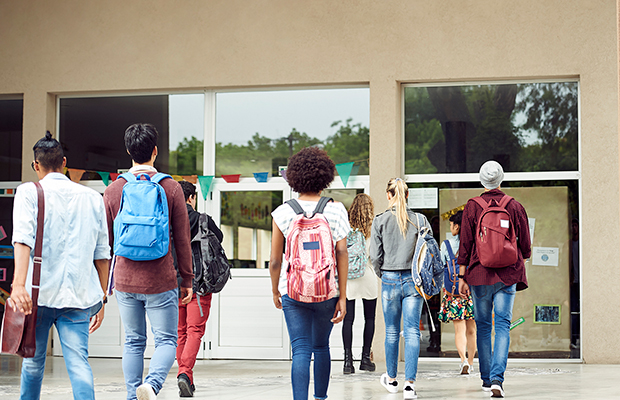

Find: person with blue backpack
<box><xmin>437</xmin><ymin>210</ymin><xmax>476</xmax><ymax>375</ymax></box>
<box><xmin>104</xmin><ymin>123</ymin><xmax>194</xmax><ymax>400</ymax></box>
<box><xmin>370</xmin><ymin>178</ymin><xmax>432</xmax><ymax>400</ymax></box>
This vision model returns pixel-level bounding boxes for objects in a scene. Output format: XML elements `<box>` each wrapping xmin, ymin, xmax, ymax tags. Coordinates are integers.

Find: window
<box><xmin>0</xmin><ymin>97</ymin><xmax>23</xmax><ymax>181</ymax></box>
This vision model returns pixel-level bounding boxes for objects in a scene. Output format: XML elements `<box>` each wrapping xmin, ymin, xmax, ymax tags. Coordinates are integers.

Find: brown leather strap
<box><xmin>31</xmin><ymin>182</ymin><xmax>44</xmax><ymax>310</ymax></box>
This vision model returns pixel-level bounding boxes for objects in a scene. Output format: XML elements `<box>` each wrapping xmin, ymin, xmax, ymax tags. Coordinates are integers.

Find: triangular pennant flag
<box><xmin>98</xmin><ymin>171</ymin><xmax>111</xmax><ymax>186</ymax></box>
<box><xmin>335</xmin><ymin>162</ymin><xmax>355</xmax><ymax>187</ymax></box>
<box><xmin>172</xmin><ymin>175</ymin><xmax>183</xmax><ymax>181</ymax></box>
<box><xmin>197</xmin><ymin>175</ymin><xmax>215</xmax><ymax>200</ymax></box>
<box><xmin>110</xmin><ymin>173</ymin><xmax>119</xmax><ymax>182</ymax></box>
<box><xmin>351</xmin><ymin>164</ymin><xmax>360</xmax><ymax>176</ymax></box>
<box><xmin>68</xmin><ymin>168</ymin><xmax>85</xmax><ymax>183</ymax></box>
<box><xmin>183</xmin><ymin>175</ymin><xmax>198</xmax><ymax>184</ymax></box>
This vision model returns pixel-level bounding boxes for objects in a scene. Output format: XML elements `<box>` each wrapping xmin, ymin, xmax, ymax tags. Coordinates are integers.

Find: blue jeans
<box><xmin>471</xmin><ymin>282</ymin><xmax>516</xmax><ymax>384</ymax></box>
<box><xmin>281</xmin><ymin>294</ymin><xmax>337</xmax><ymax>400</ymax></box>
<box><xmin>20</xmin><ymin>306</ymin><xmax>94</xmax><ymax>400</ymax></box>
<box><xmin>116</xmin><ymin>289</ymin><xmax>179</xmax><ymax>400</ymax></box>
<box><xmin>381</xmin><ymin>270</ymin><xmax>424</xmax><ymax>382</ymax></box>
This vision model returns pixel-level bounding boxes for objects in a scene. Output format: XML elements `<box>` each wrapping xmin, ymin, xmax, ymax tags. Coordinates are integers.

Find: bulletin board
<box><xmin>439</xmin><ymin>187</ymin><xmax>570</xmax><ymax>356</ymax></box>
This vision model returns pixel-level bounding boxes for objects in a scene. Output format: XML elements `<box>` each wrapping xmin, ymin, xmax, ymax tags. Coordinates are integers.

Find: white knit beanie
<box><xmin>479</xmin><ymin>160</ymin><xmax>504</xmax><ymax>189</ymax></box>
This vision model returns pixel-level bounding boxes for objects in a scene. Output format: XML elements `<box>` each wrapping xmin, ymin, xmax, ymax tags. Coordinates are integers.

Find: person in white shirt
<box><xmin>9</xmin><ymin>131</ymin><xmax>110</xmax><ymax>400</ymax></box>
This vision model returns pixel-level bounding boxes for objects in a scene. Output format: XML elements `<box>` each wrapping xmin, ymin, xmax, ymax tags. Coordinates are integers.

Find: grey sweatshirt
<box><xmin>370</xmin><ymin>208</ymin><xmax>432</xmax><ymax>278</ymax></box>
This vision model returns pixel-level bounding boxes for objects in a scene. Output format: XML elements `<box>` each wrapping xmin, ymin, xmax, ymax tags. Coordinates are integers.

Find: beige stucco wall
<box><xmin>1</xmin><ymin>0</ymin><xmax>618</xmax><ymax>363</ymax></box>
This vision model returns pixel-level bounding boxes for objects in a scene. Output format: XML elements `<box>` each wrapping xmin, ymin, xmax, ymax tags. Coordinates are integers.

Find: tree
<box><xmin>323</xmin><ymin>119</ymin><xmax>370</xmax><ymax>174</ymax></box>
<box><xmin>169</xmin><ymin>136</ymin><xmax>203</xmax><ymax>175</ymax></box>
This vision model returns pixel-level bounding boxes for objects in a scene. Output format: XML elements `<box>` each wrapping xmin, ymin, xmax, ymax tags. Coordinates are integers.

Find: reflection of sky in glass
<box><xmin>169</xmin><ymin>94</ymin><xmax>205</xmax><ymax>150</ymax></box>
<box><xmin>215</xmin><ymin>88</ymin><xmax>370</xmax><ymax>145</ymax></box>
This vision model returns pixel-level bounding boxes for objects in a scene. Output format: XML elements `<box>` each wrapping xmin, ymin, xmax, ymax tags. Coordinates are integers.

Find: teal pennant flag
<box><xmin>335</xmin><ymin>162</ymin><xmax>355</xmax><ymax>187</ymax></box>
<box><xmin>98</xmin><ymin>171</ymin><xmax>111</xmax><ymax>186</ymax></box>
<box><xmin>197</xmin><ymin>175</ymin><xmax>215</xmax><ymax>200</ymax></box>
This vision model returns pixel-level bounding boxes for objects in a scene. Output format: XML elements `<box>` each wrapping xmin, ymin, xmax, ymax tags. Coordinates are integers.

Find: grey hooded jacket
<box><xmin>370</xmin><ymin>208</ymin><xmax>432</xmax><ymax>278</ymax></box>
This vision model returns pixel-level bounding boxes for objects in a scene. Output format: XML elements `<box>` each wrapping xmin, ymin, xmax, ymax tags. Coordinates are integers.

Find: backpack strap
<box><xmin>472</xmin><ymin>196</ymin><xmax>489</xmax><ymax>210</ymax></box>
<box><xmin>285</xmin><ymin>199</ymin><xmax>306</xmax><ymax>216</ymax></box>
<box><xmin>498</xmin><ymin>195</ymin><xmax>513</xmax><ymax>208</ymax></box>
<box><xmin>151</xmin><ymin>173</ymin><xmax>172</xmax><ymax>184</ymax></box>
<box><xmin>119</xmin><ymin>172</ymin><xmax>137</xmax><ymax>182</ymax></box>
<box><xmin>444</xmin><ymin>239</ymin><xmax>455</xmax><ymax>262</ymax></box>
<box><xmin>311</xmin><ymin>197</ymin><xmax>333</xmax><ymax>217</ymax></box>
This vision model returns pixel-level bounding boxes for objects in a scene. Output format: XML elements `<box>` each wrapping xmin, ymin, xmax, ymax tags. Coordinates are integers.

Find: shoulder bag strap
<box><xmin>31</xmin><ymin>182</ymin><xmax>45</xmax><ymax>312</ymax></box>
<box><xmin>311</xmin><ymin>197</ymin><xmax>333</xmax><ymax>217</ymax></box>
<box><xmin>472</xmin><ymin>196</ymin><xmax>489</xmax><ymax>210</ymax></box>
<box><xmin>285</xmin><ymin>199</ymin><xmax>306</xmax><ymax>216</ymax></box>
<box><xmin>498</xmin><ymin>195</ymin><xmax>513</xmax><ymax>208</ymax></box>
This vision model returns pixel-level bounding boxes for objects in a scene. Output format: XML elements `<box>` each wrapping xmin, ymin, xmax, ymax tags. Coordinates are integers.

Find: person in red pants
<box><xmin>175</xmin><ymin>181</ymin><xmax>223</xmax><ymax>397</ymax></box>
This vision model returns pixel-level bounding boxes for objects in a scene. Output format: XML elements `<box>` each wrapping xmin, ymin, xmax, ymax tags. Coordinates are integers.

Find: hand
<box><xmin>180</xmin><ymin>287</ymin><xmax>193</xmax><ymax>305</ymax></box>
<box><xmin>272</xmin><ymin>291</ymin><xmax>282</xmax><ymax>309</ymax></box>
<box><xmin>331</xmin><ymin>297</ymin><xmax>347</xmax><ymax>324</ymax></box>
<box><xmin>89</xmin><ymin>304</ymin><xmax>105</xmax><ymax>334</ymax></box>
<box><xmin>459</xmin><ymin>279</ymin><xmax>470</xmax><ymax>297</ymax></box>
<box><xmin>9</xmin><ymin>285</ymin><xmax>32</xmax><ymax>315</ymax></box>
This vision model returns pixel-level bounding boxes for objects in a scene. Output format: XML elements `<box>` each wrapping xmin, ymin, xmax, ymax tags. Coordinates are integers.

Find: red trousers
<box><xmin>176</xmin><ymin>293</ymin><xmax>212</xmax><ymax>383</ymax></box>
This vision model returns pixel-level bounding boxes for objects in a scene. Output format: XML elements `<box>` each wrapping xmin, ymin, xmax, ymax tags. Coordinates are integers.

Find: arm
<box><xmin>171</xmin><ymin>184</ymin><xmax>194</xmax><ymax>305</ymax></box>
<box><xmin>370</xmin><ymin>219</ymin><xmax>383</xmax><ymax>278</ymax></box>
<box><xmin>516</xmin><ymin>204</ymin><xmax>532</xmax><ymax>259</ymax></box>
<box><xmin>332</xmin><ymin>238</ymin><xmax>348</xmax><ymax>324</ymax></box>
<box><xmin>269</xmin><ymin>219</ymin><xmax>284</xmax><ymax>309</ymax></box>
<box><xmin>9</xmin><ymin>243</ymin><xmax>33</xmax><ymax>314</ymax></box>
<box><xmin>89</xmin><ymin>258</ymin><xmax>110</xmax><ymax>333</ymax></box>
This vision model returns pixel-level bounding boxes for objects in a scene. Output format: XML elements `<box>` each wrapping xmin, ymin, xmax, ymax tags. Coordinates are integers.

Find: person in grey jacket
<box><xmin>370</xmin><ymin>178</ymin><xmax>431</xmax><ymax>400</ymax></box>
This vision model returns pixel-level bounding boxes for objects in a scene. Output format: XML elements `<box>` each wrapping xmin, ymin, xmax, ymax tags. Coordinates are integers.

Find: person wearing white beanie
<box><xmin>479</xmin><ymin>161</ymin><xmax>504</xmax><ymax>190</ymax></box>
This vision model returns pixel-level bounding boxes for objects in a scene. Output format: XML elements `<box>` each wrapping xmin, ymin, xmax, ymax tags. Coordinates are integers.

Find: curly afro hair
<box><xmin>286</xmin><ymin>147</ymin><xmax>335</xmax><ymax>194</ymax></box>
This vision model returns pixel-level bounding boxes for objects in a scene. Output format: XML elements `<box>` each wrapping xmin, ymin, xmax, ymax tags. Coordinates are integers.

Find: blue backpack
<box><xmin>113</xmin><ymin>172</ymin><xmax>171</xmax><ymax>261</ymax></box>
<box><xmin>346</xmin><ymin>229</ymin><xmax>368</xmax><ymax>280</ymax></box>
<box><xmin>443</xmin><ymin>239</ymin><xmax>459</xmax><ymax>295</ymax></box>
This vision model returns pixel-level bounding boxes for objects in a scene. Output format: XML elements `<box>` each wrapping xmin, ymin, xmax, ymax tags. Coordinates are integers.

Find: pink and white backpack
<box><xmin>285</xmin><ymin>197</ymin><xmax>337</xmax><ymax>303</ymax></box>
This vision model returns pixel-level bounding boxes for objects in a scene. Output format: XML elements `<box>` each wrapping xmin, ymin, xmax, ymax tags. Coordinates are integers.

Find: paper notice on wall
<box><xmin>532</xmin><ymin>247</ymin><xmax>559</xmax><ymax>266</ymax></box>
<box><xmin>408</xmin><ymin>188</ymin><xmax>438</xmax><ymax>209</ymax></box>
<box><xmin>528</xmin><ymin>218</ymin><xmax>535</xmax><ymax>244</ymax></box>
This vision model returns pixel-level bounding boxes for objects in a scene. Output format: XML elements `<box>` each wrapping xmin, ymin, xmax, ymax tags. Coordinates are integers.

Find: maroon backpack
<box><xmin>472</xmin><ymin>195</ymin><xmax>519</xmax><ymax>268</ymax></box>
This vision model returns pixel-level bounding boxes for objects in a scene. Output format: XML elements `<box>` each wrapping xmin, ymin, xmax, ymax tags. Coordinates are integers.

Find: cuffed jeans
<box><xmin>116</xmin><ymin>289</ymin><xmax>178</xmax><ymax>400</ymax></box>
<box><xmin>381</xmin><ymin>270</ymin><xmax>424</xmax><ymax>382</ymax></box>
<box><xmin>20</xmin><ymin>306</ymin><xmax>94</xmax><ymax>400</ymax></box>
<box><xmin>471</xmin><ymin>282</ymin><xmax>516</xmax><ymax>385</ymax></box>
<box><xmin>282</xmin><ymin>294</ymin><xmax>337</xmax><ymax>400</ymax></box>
<box><xmin>177</xmin><ymin>293</ymin><xmax>212</xmax><ymax>383</ymax></box>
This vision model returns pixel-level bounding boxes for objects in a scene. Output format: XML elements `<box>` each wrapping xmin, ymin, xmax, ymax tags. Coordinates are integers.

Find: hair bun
<box><xmin>45</xmin><ymin>131</ymin><xmax>53</xmax><ymax>140</ymax></box>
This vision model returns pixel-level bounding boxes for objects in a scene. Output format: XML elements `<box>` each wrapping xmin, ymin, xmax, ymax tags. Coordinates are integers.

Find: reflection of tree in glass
<box><xmin>169</xmin><ymin>136</ymin><xmax>203</xmax><ymax>175</ymax></box>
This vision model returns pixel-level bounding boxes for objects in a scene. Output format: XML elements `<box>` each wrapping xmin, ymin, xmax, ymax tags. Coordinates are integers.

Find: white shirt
<box><xmin>12</xmin><ymin>173</ymin><xmax>110</xmax><ymax>309</ymax></box>
<box><xmin>271</xmin><ymin>199</ymin><xmax>351</xmax><ymax>296</ymax></box>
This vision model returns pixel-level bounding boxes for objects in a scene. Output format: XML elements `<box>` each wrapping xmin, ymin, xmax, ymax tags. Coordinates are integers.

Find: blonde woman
<box><xmin>342</xmin><ymin>193</ymin><xmax>378</xmax><ymax>374</ymax></box>
<box><xmin>370</xmin><ymin>178</ymin><xmax>431</xmax><ymax>400</ymax></box>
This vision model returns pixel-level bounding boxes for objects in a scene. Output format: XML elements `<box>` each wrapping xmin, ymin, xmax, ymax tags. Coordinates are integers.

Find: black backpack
<box><xmin>191</xmin><ymin>214</ymin><xmax>231</xmax><ymax>295</ymax></box>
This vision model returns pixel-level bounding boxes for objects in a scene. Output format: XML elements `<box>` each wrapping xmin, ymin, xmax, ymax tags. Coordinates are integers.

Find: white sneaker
<box><xmin>459</xmin><ymin>361</ymin><xmax>470</xmax><ymax>375</ymax></box>
<box><xmin>136</xmin><ymin>382</ymin><xmax>157</xmax><ymax>400</ymax></box>
<box><xmin>380</xmin><ymin>372</ymin><xmax>399</xmax><ymax>393</ymax></box>
<box><xmin>403</xmin><ymin>381</ymin><xmax>417</xmax><ymax>399</ymax></box>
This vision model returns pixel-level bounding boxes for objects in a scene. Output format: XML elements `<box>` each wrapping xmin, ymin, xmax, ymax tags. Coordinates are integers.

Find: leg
<box><xmin>178</xmin><ymin>293</ymin><xmax>212</xmax><ymax>383</ymax></box>
<box><xmin>176</xmin><ymin>299</ymin><xmax>189</xmax><ymax>376</ymax></box>
<box><xmin>311</xmin><ymin>297</ymin><xmax>337</xmax><ymax>400</ymax></box>
<box><xmin>282</xmin><ymin>295</ymin><xmax>313</xmax><ymax>400</ymax></box>
<box><xmin>19</xmin><ymin>306</ymin><xmax>54</xmax><ymax>400</ymax></box>
<box><xmin>143</xmin><ymin>289</ymin><xmax>179</xmax><ymax>394</ymax></box>
<box><xmin>116</xmin><ymin>291</ymin><xmax>148</xmax><ymax>400</ymax></box>
<box><xmin>490</xmin><ymin>283</ymin><xmax>516</xmax><ymax>383</ymax></box>
<box><xmin>342</xmin><ymin>299</ymin><xmax>355</xmax><ymax>373</ymax></box>
<box><xmin>381</xmin><ymin>272</ymin><xmax>403</xmax><ymax>380</ymax></box>
<box><xmin>55</xmin><ymin>308</ymin><xmax>95</xmax><ymax>400</ymax></box>
<box><xmin>401</xmin><ymin>273</ymin><xmax>423</xmax><ymax>382</ymax></box>
<box><xmin>453</xmin><ymin>320</ymin><xmax>467</xmax><ymax>362</ymax></box>
<box><xmin>471</xmin><ymin>284</ymin><xmax>493</xmax><ymax>386</ymax></box>
<box><xmin>359</xmin><ymin>298</ymin><xmax>377</xmax><ymax>371</ymax></box>
<box><xmin>466</xmin><ymin>319</ymin><xmax>477</xmax><ymax>366</ymax></box>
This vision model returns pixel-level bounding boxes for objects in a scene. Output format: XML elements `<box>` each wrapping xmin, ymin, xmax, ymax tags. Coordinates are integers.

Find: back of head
<box><xmin>479</xmin><ymin>160</ymin><xmax>504</xmax><ymax>190</ymax></box>
<box><xmin>179</xmin><ymin>181</ymin><xmax>197</xmax><ymax>202</ymax></box>
<box><xmin>348</xmin><ymin>193</ymin><xmax>374</xmax><ymax>238</ymax></box>
<box><xmin>33</xmin><ymin>131</ymin><xmax>64</xmax><ymax>171</ymax></box>
<box><xmin>386</xmin><ymin>178</ymin><xmax>411</xmax><ymax>238</ymax></box>
<box><xmin>286</xmin><ymin>147</ymin><xmax>335</xmax><ymax>194</ymax></box>
<box><xmin>449</xmin><ymin>210</ymin><xmax>463</xmax><ymax>226</ymax></box>
<box><xmin>125</xmin><ymin>123</ymin><xmax>158</xmax><ymax>164</ymax></box>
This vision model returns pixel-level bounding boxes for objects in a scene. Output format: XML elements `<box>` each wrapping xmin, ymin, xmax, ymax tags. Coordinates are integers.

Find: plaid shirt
<box><xmin>457</xmin><ymin>189</ymin><xmax>531</xmax><ymax>291</ymax></box>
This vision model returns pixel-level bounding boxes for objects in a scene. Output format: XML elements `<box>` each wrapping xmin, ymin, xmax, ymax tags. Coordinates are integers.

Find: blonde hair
<box><xmin>348</xmin><ymin>193</ymin><xmax>375</xmax><ymax>239</ymax></box>
<box><xmin>386</xmin><ymin>178</ymin><xmax>414</xmax><ymax>238</ymax></box>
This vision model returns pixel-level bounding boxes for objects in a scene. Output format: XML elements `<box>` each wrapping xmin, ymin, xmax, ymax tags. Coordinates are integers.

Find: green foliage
<box><xmin>169</xmin><ymin>136</ymin><xmax>203</xmax><ymax>175</ymax></box>
<box><xmin>323</xmin><ymin>119</ymin><xmax>369</xmax><ymax>174</ymax></box>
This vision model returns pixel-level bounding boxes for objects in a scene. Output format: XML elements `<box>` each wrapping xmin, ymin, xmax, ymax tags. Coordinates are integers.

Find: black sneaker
<box><xmin>178</xmin><ymin>373</ymin><xmax>194</xmax><ymax>397</ymax></box>
<box><xmin>491</xmin><ymin>380</ymin><xmax>504</xmax><ymax>398</ymax></box>
<box><xmin>482</xmin><ymin>381</ymin><xmax>492</xmax><ymax>392</ymax></box>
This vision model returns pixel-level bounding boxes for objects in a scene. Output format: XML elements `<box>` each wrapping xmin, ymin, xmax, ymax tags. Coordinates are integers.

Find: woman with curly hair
<box><xmin>342</xmin><ymin>193</ymin><xmax>378</xmax><ymax>374</ymax></box>
<box><xmin>269</xmin><ymin>146</ymin><xmax>350</xmax><ymax>400</ymax></box>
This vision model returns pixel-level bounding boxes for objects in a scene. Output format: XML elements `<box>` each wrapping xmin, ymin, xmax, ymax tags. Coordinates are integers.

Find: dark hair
<box><xmin>286</xmin><ymin>147</ymin><xmax>335</xmax><ymax>194</ymax></box>
<box><xmin>124</xmin><ymin>123</ymin><xmax>158</xmax><ymax>164</ymax></box>
<box><xmin>449</xmin><ymin>210</ymin><xmax>463</xmax><ymax>226</ymax></box>
<box><xmin>179</xmin><ymin>181</ymin><xmax>197</xmax><ymax>202</ymax></box>
<box><xmin>33</xmin><ymin>131</ymin><xmax>64</xmax><ymax>171</ymax></box>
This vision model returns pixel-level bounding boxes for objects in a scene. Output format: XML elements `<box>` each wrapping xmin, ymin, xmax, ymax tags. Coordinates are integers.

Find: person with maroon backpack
<box><xmin>457</xmin><ymin>161</ymin><xmax>531</xmax><ymax>398</ymax></box>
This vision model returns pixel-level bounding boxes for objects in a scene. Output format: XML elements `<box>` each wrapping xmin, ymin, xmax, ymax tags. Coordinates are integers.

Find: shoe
<box><xmin>359</xmin><ymin>351</ymin><xmax>376</xmax><ymax>371</ymax></box>
<box><xmin>403</xmin><ymin>381</ymin><xmax>417</xmax><ymax>399</ymax></box>
<box><xmin>178</xmin><ymin>373</ymin><xmax>194</xmax><ymax>397</ymax></box>
<box><xmin>426</xmin><ymin>344</ymin><xmax>441</xmax><ymax>353</ymax></box>
<box><xmin>380</xmin><ymin>372</ymin><xmax>399</xmax><ymax>393</ymax></box>
<box><xmin>491</xmin><ymin>380</ymin><xmax>504</xmax><ymax>398</ymax></box>
<box><xmin>136</xmin><ymin>382</ymin><xmax>157</xmax><ymax>400</ymax></box>
<box><xmin>343</xmin><ymin>349</ymin><xmax>355</xmax><ymax>374</ymax></box>
<box><xmin>459</xmin><ymin>361</ymin><xmax>470</xmax><ymax>375</ymax></box>
<box><xmin>482</xmin><ymin>381</ymin><xmax>492</xmax><ymax>392</ymax></box>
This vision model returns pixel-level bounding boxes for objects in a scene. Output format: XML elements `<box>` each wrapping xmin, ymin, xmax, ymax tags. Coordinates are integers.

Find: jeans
<box><xmin>116</xmin><ymin>289</ymin><xmax>179</xmax><ymax>400</ymax></box>
<box><xmin>20</xmin><ymin>306</ymin><xmax>94</xmax><ymax>400</ymax></box>
<box><xmin>342</xmin><ymin>298</ymin><xmax>376</xmax><ymax>354</ymax></box>
<box><xmin>177</xmin><ymin>293</ymin><xmax>212</xmax><ymax>383</ymax></box>
<box><xmin>471</xmin><ymin>282</ymin><xmax>516</xmax><ymax>384</ymax></box>
<box><xmin>381</xmin><ymin>271</ymin><xmax>424</xmax><ymax>382</ymax></box>
<box><xmin>281</xmin><ymin>294</ymin><xmax>337</xmax><ymax>400</ymax></box>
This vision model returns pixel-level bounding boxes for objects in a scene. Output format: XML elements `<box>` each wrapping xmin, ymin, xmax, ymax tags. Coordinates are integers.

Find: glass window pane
<box><xmin>0</xmin><ymin>99</ymin><xmax>23</xmax><ymax>181</ymax></box>
<box><xmin>215</xmin><ymin>88</ymin><xmax>370</xmax><ymax>177</ymax></box>
<box><xmin>220</xmin><ymin>191</ymin><xmax>283</xmax><ymax>268</ymax></box>
<box><xmin>0</xmin><ymin>196</ymin><xmax>15</xmax><ymax>321</ymax></box>
<box><xmin>404</xmin><ymin>82</ymin><xmax>579</xmax><ymax>174</ymax></box>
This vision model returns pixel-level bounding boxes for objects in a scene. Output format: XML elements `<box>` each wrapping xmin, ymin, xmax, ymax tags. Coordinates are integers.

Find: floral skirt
<box><xmin>438</xmin><ymin>290</ymin><xmax>475</xmax><ymax>322</ymax></box>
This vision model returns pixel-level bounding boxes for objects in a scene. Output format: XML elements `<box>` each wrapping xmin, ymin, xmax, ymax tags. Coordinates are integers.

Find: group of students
<box><xmin>269</xmin><ymin>147</ymin><xmax>530</xmax><ymax>400</ymax></box>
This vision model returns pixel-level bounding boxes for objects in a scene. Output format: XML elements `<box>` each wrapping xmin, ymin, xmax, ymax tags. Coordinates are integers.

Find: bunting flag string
<box><xmin>64</xmin><ymin>167</ymin><xmax>198</xmax><ymax>186</ymax></box>
<box><xmin>335</xmin><ymin>162</ymin><xmax>355</xmax><ymax>187</ymax></box>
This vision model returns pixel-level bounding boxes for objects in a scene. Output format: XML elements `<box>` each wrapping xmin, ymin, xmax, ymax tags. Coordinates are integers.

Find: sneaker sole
<box><xmin>491</xmin><ymin>388</ymin><xmax>504</xmax><ymax>397</ymax></box>
<box><xmin>136</xmin><ymin>386</ymin><xmax>156</xmax><ymax>400</ymax></box>
<box><xmin>178</xmin><ymin>379</ymin><xmax>193</xmax><ymax>397</ymax></box>
<box><xmin>403</xmin><ymin>391</ymin><xmax>417</xmax><ymax>399</ymax></box>
<box><xmin>460</xmin><ymin>365</ymin><xmax>469</xmax><ymax>375</ymax></box>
